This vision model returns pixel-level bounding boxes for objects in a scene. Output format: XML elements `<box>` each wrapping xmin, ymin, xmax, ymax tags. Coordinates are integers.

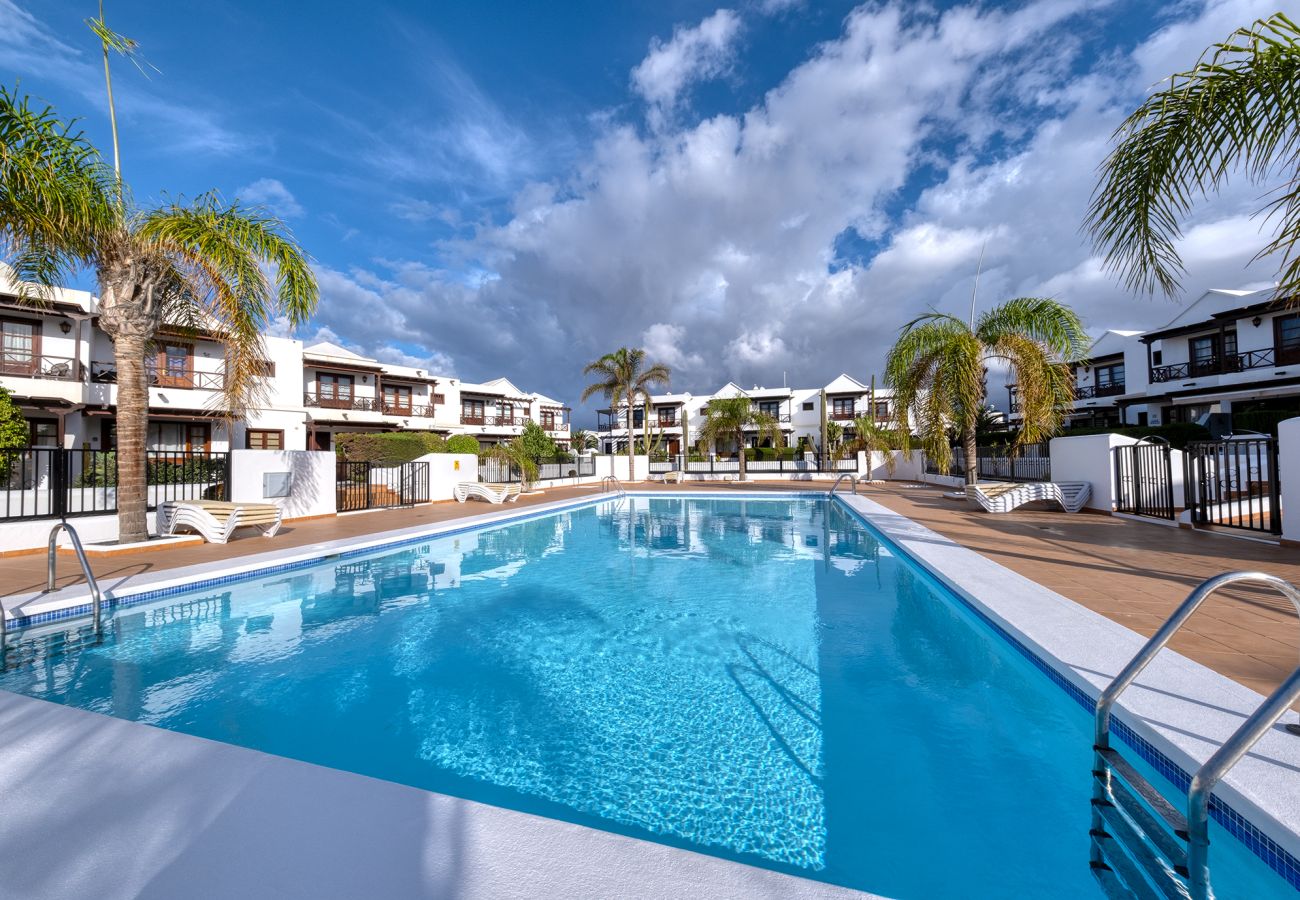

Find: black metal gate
<box><xmin>1184</xmin><ymin>437</ymin><xmax>1281</xmax><ymax>535</ymax></box>
<box><xmin>336</xmin><ymin>461</ymin><xmax>430</xmax><ymax>512</ymax></box>
<box><xmin>1112</xmin><ymin>438</ymin><xmax>1175</xmax><ymax>520</ymax></box>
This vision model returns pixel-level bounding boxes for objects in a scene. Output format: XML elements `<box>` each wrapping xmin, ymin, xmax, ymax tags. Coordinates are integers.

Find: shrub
<box><xmin>445</xmin><ymin>434</ymin><xmax>481</xmax><ymax>454</ymax></box>
<box><xmin>518</xmin><ymin>420</ymin><xmax>558</xmax><ymax>462</ymax></box>
<box><xmin>335</xmin><ymin>432</ymin><xmax>430</xmax><ymax>464</ymax></box>
<box><xmin>0</xmin><ymin>387</ymin><xmax>26</xmax><ymax>451</ymax></box>
<box><xmin>1059</xmin><ymin>421</ymin><xmax>1210</xmax><ymax>449</ymax></box>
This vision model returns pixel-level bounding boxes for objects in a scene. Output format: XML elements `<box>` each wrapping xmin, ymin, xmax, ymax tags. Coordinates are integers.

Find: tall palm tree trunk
<box><xmin>626</xmin><ymin>402</ymin><xmax>635</xmax><ymax>482</ymax></box>
<box><xmin>112</xmin><ymin>332</ymin><xmax>150</xmax><ymax>542</ymax></box>
<box><xmin>737</xmin><ymin>428</ymin><xmax>747</xmax><ymax>482</ymax></box>
<box><xmin>962</xmin><ymin>423</ymin><xmax>978</xmax><ymax>486</ymax></box>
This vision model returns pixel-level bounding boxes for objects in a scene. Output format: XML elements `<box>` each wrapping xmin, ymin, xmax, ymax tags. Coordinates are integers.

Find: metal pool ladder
<box><xmin>1090</xmin><ymin>571</ymin><xmax>1300</xmax><ymax>900</ymax></box>
<box><xmin>828</xmin><ymin>473</ymin><xmax>860</xmax><ymax>497</ymax></box>
<box><xmin>599</xmin><ymin>475</ymin><xmax>626</xmax><ymax>497</ymax></box>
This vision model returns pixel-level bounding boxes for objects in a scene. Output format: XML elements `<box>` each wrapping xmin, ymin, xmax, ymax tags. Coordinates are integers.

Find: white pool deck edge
<box><xmin>0</xmin><ymin>488</ymin><xmax>1297</xmax><ymax>898</ymax></box>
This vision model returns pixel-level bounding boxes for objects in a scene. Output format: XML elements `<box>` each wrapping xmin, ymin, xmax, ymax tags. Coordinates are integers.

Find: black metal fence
<box><xmin>1113</xmin><ymin>439</ymin><xmax>1175</xmax><ymax>520</ymax></box>
<box><xmin>478</xmin><ymin>455</ymin><xmax>596</xmax><ymax>484</ymax></box>
<box><xmin>1184</xmin><ymin>437</ymin><xmax>1281</xmax><ymax>535</ymax></box>
<box><xmin>336</xmin><ymin>460</ymin><xmax>431</xmax><ymax>512</ymax></box>
<box><xmin>647</xmin><ymin>455</ymin><xmax>857</xmax><ymax>475</ymax></box>
<box><xmin>923</xmin><ymin>444</ymin><xmax>1050</xmax><ymax>482</ymax></box>
<box><xmin>0</xmin><ymin>448</ymin><xmax>230</xmax><ymax>521</ymax></box>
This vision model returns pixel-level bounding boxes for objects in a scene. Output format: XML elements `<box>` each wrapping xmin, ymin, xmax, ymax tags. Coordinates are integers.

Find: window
<box><xmin>462</xmin><ymin>399</ymin><xmax>485</xmax><ymax>423</ymax></box>
<box><xmin>1152</xmin><ymin>349</ymin><xmax>1163</xmax><ymax>366</ymax></box>
<box><xmin>155</xmin><ymin>342</ymin><xmax>193</xmax><ymax>387</ymax></box>
<box><xmin>758</xmin><ymin>401</ymin><xmax>780</xmax><ymax>418</ymax></box>
<box><xmin>432</xmin><ymin>392</ymin><xmax>446</xmax><ymax>405</ymax></box>
<box><xmin>831</xmin><ymin>397</ymin><xmax>855</xmax><ymax>419</ymax></box>
<box><xmin>148</xmin><ymin>422</ymin><xmax>210</xmax><ymax>452</ymax></box>
<box><xmin>1189</xmin><ymin>335</ymin><xmax>1219</xmax><ymax>376</ymax></box>
<box><xmin>28</xmin><ymin>419</ymin><xmax>58</xmax><ymax>446</ymax></box>
<box><xmin>246</xmin><ymin>429</ymin><xmax>284</xmax><ymax>450</ymax></box>
<box><xmin>802</xmin><ymin>401</ymin><xmax>814</xmax><ymax>411</ymax></box>
<box><xmin>1277</xmin><ymin>313</ymin><xmax>1300</xmax><ymax>364</ymax></box>
<box><xmin>0</xmin><ymin>317</ymin><xmax>40</xmax><ymax>375</ymax></box>
<box><xmin>383</xmin><ymin>384</ymin><xmax>412</xmax><ymax>413</ymax></box>
<box><xmin>656</xmin><ymin>407</ymin><xmax>675</xmax><ymax>426</ymax></box>
<box><xmin>1096</xmin><ymin>363</ymin><xmax>1124</xmax><ymax>390</ymax></box>
<box><xmin>318</xmin><ymin>373</ymin><xmax>354</xmax><ymax>408</ymax></box>
<box><xmin>874</xmin><ymin>401</ymin><xmax>890</xmax><ymax>419</ymax></box>
<box><xmin>541</xmin><ymin>410</ymin><xmax>557</xmax><ymax>430</ymax></box>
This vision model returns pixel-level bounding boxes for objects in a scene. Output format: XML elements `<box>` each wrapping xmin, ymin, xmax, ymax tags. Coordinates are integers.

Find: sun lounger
<box><xmin>647</xmin><ymin>470</ymin><xmax>684</xmax><ymax>484</ymax></box>
<box><xmin>454</xmin><ymin>482</ymin><xmax>522</xmax><ymax>504</ymax></box>
<box><xmin>159</xmin><ymin>500</ymin><xmax>284</xmax><ymax>544</ymax></box>
<box><xmin>965</xmin><ymin>481</ymin><xmax>1091</xmax><ymax>514</ymax></box>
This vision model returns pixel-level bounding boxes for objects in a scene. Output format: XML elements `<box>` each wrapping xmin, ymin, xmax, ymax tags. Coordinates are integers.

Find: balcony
<box><xmin>656</xmin><ymin>416</ymin><xmax>678</xmax><ymax>428</ymax></box>
<box><xmin>1149</xmin><ymin>345</ymin><xmax>1295</xmax><ymax>383</ymax></box>
<box><xmin>829</xmin><ymin>411</ymin><xmax>857</xmax><ymax>421</ymax></box>
<box><xmin>462</xmin><ymin>415</ymin><xmax>522</xmax><ymax>427</ymax></box>
<box><xmin>1</xmin><ymin>354</ymin><xmax>78</xmax><ymax>381</ymax></box>
<box><xmin>305</xmin><ymin>392</ymin><xmax>379</xmax><ymax>411</ymax></box>
<box><xmin>1074</xmin><ymin>382</ymin><xmax>1125</xmax><ymax>400</ymax></box>
<box><xmin>381</xmin><ymin>403</ymin><xmax>436</xmax><ymax>417</ymax></box>
<box><xmin>94</xmin><ymin>361</ymin><xmax>225</xmax><ymax>391</ymax></box>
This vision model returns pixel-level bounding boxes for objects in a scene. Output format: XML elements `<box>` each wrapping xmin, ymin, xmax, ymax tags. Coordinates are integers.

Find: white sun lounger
<box><xmin>965</xmin><ymin>481</ymin><xmax>1091</xmax><ymax>514</ymax></box>
<box><xmin>647</xmin><ymin>470</ymin><xmax>684</xmax><ymax>484</ymax></box>
<box><xmin>159</xmin><ymin>500</ymin><xmax>284</xmax><ymax>544</ymax></box>
<box><xmin>454</xmin><ymin>482</ymin><xmax>522</xmax><ymax>504</ymax></box>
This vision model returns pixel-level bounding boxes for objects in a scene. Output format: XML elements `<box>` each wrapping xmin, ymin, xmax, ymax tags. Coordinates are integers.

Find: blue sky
<box><xmin>0</xmin><ymin>0</ymin><xmax>1285</xmax><ymax>418</ymax></box>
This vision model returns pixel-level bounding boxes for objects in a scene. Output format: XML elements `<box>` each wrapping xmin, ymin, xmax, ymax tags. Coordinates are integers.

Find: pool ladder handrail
<box><xmin>828</xmin><ymin>473</ymin><xmax>860</xmax><ymax>497</ymax></box>
<box><xmin>1090</xmin><ymin>571</ymin><xmax>1300</xmax><ymax>900</ymax></box>
<box><xmin>599</xmin><ymin>475</ymin><xmax>626</xmax><ymax>497</ymax></box>
<box><xmin>0</xmin><ymin>522</ymin><xmax>105</xmax><ymax>654</ymax></box>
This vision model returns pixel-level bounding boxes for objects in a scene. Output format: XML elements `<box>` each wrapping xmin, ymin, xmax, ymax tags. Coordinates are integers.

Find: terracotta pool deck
<box><xmin>3</xmin><ymin>479</ymin><xmax>1298</xmax><ymax>696</ymax></box>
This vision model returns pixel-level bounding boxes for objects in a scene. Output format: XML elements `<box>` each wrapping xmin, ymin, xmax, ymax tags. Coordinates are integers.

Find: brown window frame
<box><xmin>383</xmin><ymin>384</ymin><xmax>413</xmax><ymax>414</ymax></box>
<box><xmin>246</xmin><ymin>429</ymin><xmax>285</xmax><ymax>450</ymax></box>
<box><xmin>0</xmin><ymin>315</ymin><xmax>43</xmax><ymax>376</ymax></box>
<box><xmin>1276</xmin><ymin>313</ymin><xmax>1300</xmax><ymax>365</ymax></box>
<box><xmin>317</xmin><ymin>372</ymin><xmax>355</xmax><ymax>408</ymax></box>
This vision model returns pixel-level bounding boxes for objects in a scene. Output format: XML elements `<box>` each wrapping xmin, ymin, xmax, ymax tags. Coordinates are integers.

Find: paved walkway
<box><xmin>3</xmin><ymin>479</ymin><xmax>1298</xmax><ymax>696</ymax></box>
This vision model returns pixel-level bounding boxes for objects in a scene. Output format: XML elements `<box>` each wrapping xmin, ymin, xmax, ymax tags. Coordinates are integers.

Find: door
<box><xmin>318</xmin><ymin>374</ymin><xmax>354</xmax><ymax>409</ymax></box>
<box><xmin>155</xmin><ymin>341</ymin><xmax>193</xmax><ymax>387</ymax></box>
<box><xmin>310</xmin><ymin>430</ymin><xmax>332</xmax><ymax>452</ymax></box>
<box><xmin>0</xmin><ymin>318</ymin><xmax>39</xmax><ymax>375</ymax></box>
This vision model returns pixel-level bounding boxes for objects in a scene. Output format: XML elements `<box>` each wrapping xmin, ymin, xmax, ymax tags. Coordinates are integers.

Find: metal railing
<box><xmin>1</xmin><ymin>448</ymin><xmax>230</xmax><ymax>521</ymax></box>
<box><xmin>336</xmin><ymin>460</ymin><xmax>430</xmax><ymax>512</ymax></box>
<box><xmin>1112</xmin><ymin>437</ymin><xmax>1175</xmax><ymax>520</ymax></box>
<box><xmin>1074</xmin><ymin>381</ymin><xmax>1126</xmax><ymax>400</ymax></box>
<box><xmin>1090</xmin><ymin>572</ymin><xmax>1300</xmax><ymax>900</ymax></box>
<box><xmin>0</xmin><ymin>353</ymin><xmax>79</xmax><ymax>381</ymax></box>
<box><xmin>650</xmin><ymin>455</ymin><xmax>856</xmax><ymax>475</ymax></box>
<box><xmin>1184</xmin><ymin>437</ymin><xmax>1280</xmax><ymax>535</ymax></box>
<box><xmin>599</xmin><ymin>475</ymin><xmax>625</xmax><ymax>496</ymax></box>
<box><xmin>304</xmin><ymin>392</ymin><xmax>379</xmax><ymax>411</ymax></box>
<box><xmin>92</xmin><ymin>361</ymin><xmax>225</xmax><ymax>390</ymax></box>
<box><xmin>1149</xmin><ymin>345</ymin><xmax>1294</xmax><ymax>383</ymax></box>
<box><xmin>46</xmin><ymin>523</ymin><xmax>104</xmax><ymax>637</ymax></box>
<box><xmin>479</xmin><ymin>455</ymin><xmax>594</xmax><ymax>483</ymax></box>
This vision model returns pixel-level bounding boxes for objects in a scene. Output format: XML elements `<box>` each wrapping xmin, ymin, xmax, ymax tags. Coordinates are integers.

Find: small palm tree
<box><xmin>886</xmin><ymin>297</ymin><xmax>1086</xmax><ymax>485</ymax></box>
<box><xmin>484</xmin><ymin>439</ymin><xmax>539</xmax><ymax>491</ymax></box>
<box><xmin>850</xmin><ymin>416</ymin><xmax>908</xmax><ymax>476</ymax></box>
<box><xmin>580</xmin><ymin>348</ymin><xmax>670</xmax><ymax>481</ymax></box>
<box><xmin>1</xmin><ymin>89</ymin><xmax>317</xmax><ymax>543</ymax></box>
<box><xmin>697</xmin><ymin>396</ymin><xmax>782</xmax><ymax>482</ymax></box>
<box><xmin>1087</xmin><ymin>13</ymin><xmax>1300</xmax><ymax>300</ymax></box>
<box><xmin>569</xmin><ymin>429</ymin><xmax>595</xmax><ymax>453</ymax></box>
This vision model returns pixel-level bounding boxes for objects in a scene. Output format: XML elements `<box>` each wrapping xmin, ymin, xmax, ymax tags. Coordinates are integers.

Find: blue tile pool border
<box><xmin>831</xmin><ymin>497</ymin><xmax>1300</xmax><ymax>893</ymax></box>
<box><xmin>4</xmin><ymin>489</ymin><xmax>1297</xmax><ymax>891</ymax></box>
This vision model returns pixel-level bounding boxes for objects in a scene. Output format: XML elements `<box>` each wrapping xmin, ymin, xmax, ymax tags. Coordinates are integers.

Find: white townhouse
<box><xmin>0</xmin><ymin>270</ymin><xmax>571</xmax><ymax>453</ymax></box>
<box><xmin>1005</xmin><ymin>288</ymin><xmax>1300</xmax><ymax>431</ymax></box>
<box><xmin>594</xmin><ymin>375</ymin><xmax>896</xmax><ymax>456</ymax></box>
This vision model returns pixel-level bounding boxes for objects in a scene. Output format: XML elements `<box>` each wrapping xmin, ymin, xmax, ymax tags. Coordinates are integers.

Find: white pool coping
<box><xmin>1</xmin><ymin>488</ymin><xmax>1297</xmax><ymax>896</ymax></box>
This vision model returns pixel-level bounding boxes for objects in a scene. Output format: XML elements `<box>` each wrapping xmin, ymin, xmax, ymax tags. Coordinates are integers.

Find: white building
<box><xmin>593</xmin><ymin>375</ymin><xmax>895</xmax><ymax>456</ymax></box>
<box><xmin>1006</xmin><ymin>288</ymin><xmax>1300</xmax><ymax>431</ymax></box>
<box><xmin>0</xmin><ymin>270</ymin><xmax>570</xmax><ymax>452</ymax></box>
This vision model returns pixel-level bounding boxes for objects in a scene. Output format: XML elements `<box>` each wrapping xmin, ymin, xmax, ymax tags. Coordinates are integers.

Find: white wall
<box><xmin>1050</xmin><ymin>433</ymin><xmax>1130</xmax><ymax>512</ymax></box>
<box><xmin>0</xmin><ymin>512</ymin><xmax>161</xmax><ymax>554</ymax></box>
<box><xmin>868</xmin><ymin>450</ymin><xmax>924</xmax><ymax>481</ymax></box>
<box><xmin>417</xmin><ymin>453</ymin><xmax>481</xmax><ymax>501</ymax></box>
<box><xmin>228</xmin><ymin>450</ymin><xmax>336</xmax><ymax>519</ymax></box>
<box><xmin>1280</xmin><ymin>417</ymin><xmax>1300</xmax><ymax>545</ymax></box>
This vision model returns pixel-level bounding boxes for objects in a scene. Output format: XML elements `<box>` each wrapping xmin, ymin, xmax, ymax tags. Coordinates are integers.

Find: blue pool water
<box><xmin>0</xmin><ymin>497</ymin><xmax>1290</xmax><ymax>897</ymax></box>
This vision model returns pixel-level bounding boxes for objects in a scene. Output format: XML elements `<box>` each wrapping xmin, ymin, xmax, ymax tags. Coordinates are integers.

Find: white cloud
<box><xmin>235</xmin><ymin>178</ymin><xmax>304</xmax><ymax>218</ymax></box>
<box><xmin>308</xmin><ymin>0</ymin><xmax>1283</xmax><ymax>420</ymax></box>
<box><xmin>631</xmin><ymin>9</ymin><xmax>742</xmax><ymax>128</ymax></box>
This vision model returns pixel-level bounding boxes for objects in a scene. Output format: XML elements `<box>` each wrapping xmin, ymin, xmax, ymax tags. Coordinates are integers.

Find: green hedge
<box><xmin>1232</xmin><ymin>409</ymin><xmax>1300</xmax><ymax>437</ymax></box>
<box><xmin>743</xmin><ymin>447</ymin><xmax>798</xmax><ymax>461</ymax></box>
<box><xmin>445</xmin><ymin>434</ymin><xmax>481</xmax><ymax>455</ymax></box>
<box><xmin>335</xmin><ymin>432</ymin><xmax>446</xmax><ymax>463</ymax></box>
<box><xmin>1058</xmin><ymin>422</ymin><xmax>1210</xmax><ymax>449</ymax></box>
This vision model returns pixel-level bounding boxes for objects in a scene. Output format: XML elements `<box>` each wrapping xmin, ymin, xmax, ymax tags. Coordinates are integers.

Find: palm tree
<box><xmin>1086</xmin><ymin>13</ymin><xmax>1300</xmax><ymax>300</ymax></box>
<box><xmin>1</xmin><ymin>89</ymin><xmax>317</xmax><ymax>542</ymax></box>
<box><xmin>849</xmin><ymin>416</ymin><xmax>908</xmax><ymax>476</ymax></box>
<box><xmin>484</xmin><ymin>440</ymin><xmax>539</xmax><ymax>491</ymax></box>
<box><xmin>580</xmin><ymin>348</ymin><xmax>670</xmax><ymax>481</ymax></box>
<box><xmin>885</xmin><ymin>297</ymin><xmax>1086</xmax><ymax>485</ymax></box>
<box><xmin>697</xmin><ymin>396</ymin><xmax>782</xmax><ymax>482</ymax></box>
<box><xmin>569</xmin><ymin>429</ymin><xmax>595</xmax><ymax>453</ymax></box>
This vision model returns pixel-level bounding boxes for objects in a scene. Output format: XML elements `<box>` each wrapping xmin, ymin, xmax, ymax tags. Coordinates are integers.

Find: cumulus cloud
<box><xmin>308</xmin><ymin>0</ymin><xmax>1281</xmax><ymax>422</ymax></box>
<box><xmin>235</xmin><ymin>178</ymin><xmax>304</xmax><ymax>218</ymax></box>
<box><xmin>631</xmin><ymin>9</ymin><xmax>742</xmax><ymax>127</ymax></box>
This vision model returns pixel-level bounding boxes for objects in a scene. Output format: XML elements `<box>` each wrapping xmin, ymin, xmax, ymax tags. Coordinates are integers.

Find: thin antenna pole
<box><xmin>969</xmin><ymin>239</ymin><xmax>987</xmax><ymax>328</ymax></box>
<box><xmin>98</xmin><ymin>0</ymin><xmax>122</xmax><ymax>180</ymax></box>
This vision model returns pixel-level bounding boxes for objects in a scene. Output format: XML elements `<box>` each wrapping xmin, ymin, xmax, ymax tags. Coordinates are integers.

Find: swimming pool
<box><xmin>0</xmin><ymin>496</ymin><xmax>1290</xmax><ymax>897</ymax></box>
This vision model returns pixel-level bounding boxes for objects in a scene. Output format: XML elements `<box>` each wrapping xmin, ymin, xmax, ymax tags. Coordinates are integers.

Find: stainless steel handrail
<box><xmin>46</xmin><ymin>523</ymin><xmax>105</xmax><ymax>638</ymax></box>
<box><xmin>1094</xmin><ymin>571</ymin><xmax>1300</xmax><ymax>899</ymax></box>
<box><xmin>599</xmin><ymin>475</ymin><xmax>625</xmax><ymax>496</ymax></box>
<box><xmin>828</xmin><ymin>473</ymin><xmax>859</xmax><ymax>497</ymax></box>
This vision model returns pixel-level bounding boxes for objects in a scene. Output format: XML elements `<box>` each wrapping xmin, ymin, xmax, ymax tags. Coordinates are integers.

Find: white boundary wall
<box><xmin>229</xmin><ymin>450</ymin><xmax>337</xmax><ymax>519</ymax></box>
<box><xmin>1050</xmin><ymin>433</ymin><xmax>1188</xmax><ymax>514</ymax></box>
<box><xmin>1280</xmin><ymin>417</ymin><xmax>1300</xmax><ymax>545</ymax></box>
